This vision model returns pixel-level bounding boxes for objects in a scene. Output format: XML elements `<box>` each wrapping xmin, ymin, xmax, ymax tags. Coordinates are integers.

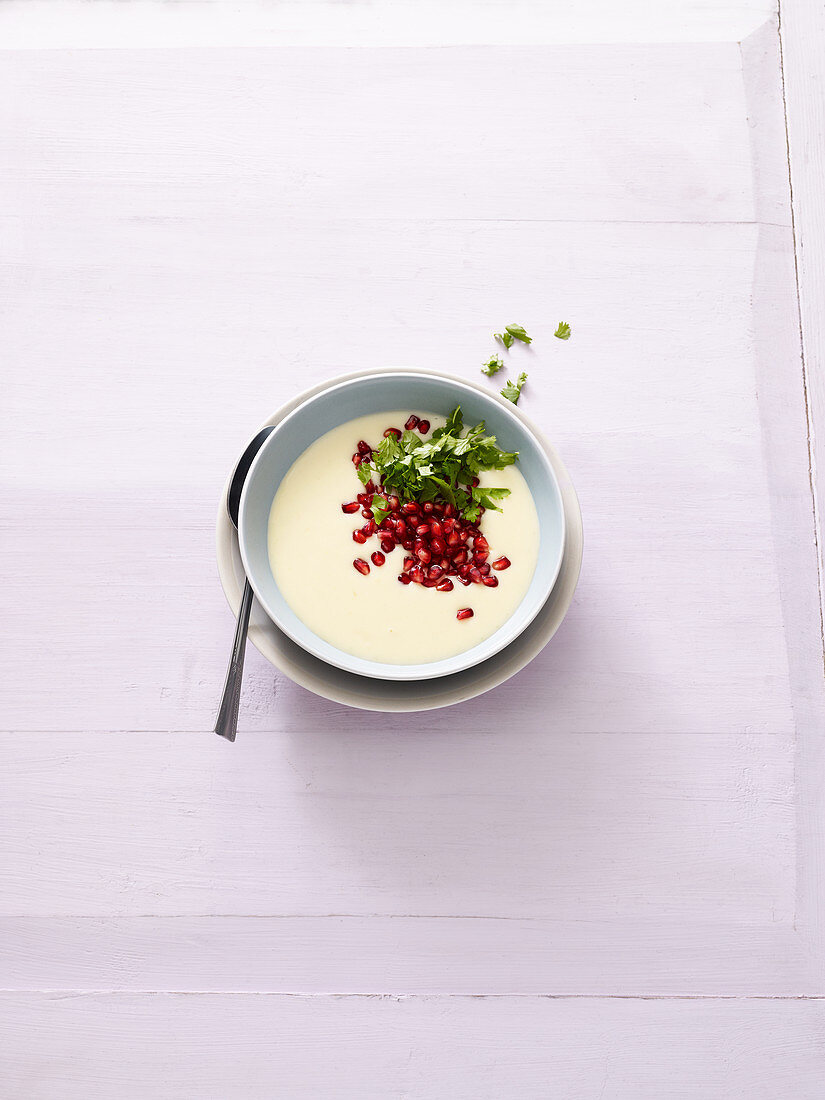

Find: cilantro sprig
<box><xmin>504</xmin><ymin>323</ymin><xmax>531</xmax><ymax>345</ymax></box>
<box><xmin>494</xmin><ymin>323</ymin><xmax>532</xmax><ymax>348</ymax></box>
<box><xmin>357</xmin><ymin>406</ymin><xmax>516</xmax><ymax>523</ymax></box>
<box><xmin>481</xmin><ymin>353</ymin><xmax>504</xmax><ymax>377</ymax></box>
<box><xmin>500</xmin><ymin>371</ymin><xmax>528</xmax><ymax>405</ymax></box>
<box><xmin>554</xmin><ymin>321</ymin><xmax>571</xmax><ymax>340</ymax></box>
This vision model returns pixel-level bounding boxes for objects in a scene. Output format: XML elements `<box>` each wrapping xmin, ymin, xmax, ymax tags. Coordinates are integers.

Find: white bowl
<box><xmin>237</xmin><ymin>370</ymin><xmax>566</xmax><ymax>680</ymax></box>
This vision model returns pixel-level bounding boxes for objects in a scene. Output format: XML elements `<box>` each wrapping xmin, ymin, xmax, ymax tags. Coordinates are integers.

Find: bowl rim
<box><xmin>237</xmin><ymin>368</ymin><xmax>566</xmax><ymax>680</ymax></box>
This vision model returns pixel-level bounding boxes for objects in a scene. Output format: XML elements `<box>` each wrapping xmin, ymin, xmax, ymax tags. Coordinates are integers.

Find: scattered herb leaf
<box><xmin>482</xmin><ymin>353</ymin><xmax>504</xmax><ymax>377</ymax></box>
<box><xmin>504</xmin><ymin>323</ymin><xmax>531</xmax><ymax>345</ymax></box>
<box><xmin>500</xmin><ymin>371</ymin><xmax>528</xmax><ymax>405</ymax></box>
<box><xmin>554</xmin><ymin>321</ymin><xmax>571</xmax><ymax>340</ymax></box>
<box><xmin>494</xmin><ymin>331</ymin><xmax>515</xmax><ymax>349</ymax></box>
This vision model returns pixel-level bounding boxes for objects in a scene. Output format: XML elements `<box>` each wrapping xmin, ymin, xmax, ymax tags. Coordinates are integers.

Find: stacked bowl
<box><xmin>217</xmin><ymin>369</ymin><xmax>582</xmax><ymax>711</ymax></box>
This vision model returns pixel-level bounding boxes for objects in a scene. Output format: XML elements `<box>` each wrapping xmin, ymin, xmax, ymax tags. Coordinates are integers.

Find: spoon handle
<box><xmin>214</xmin><ymin>577</ymin><xmax>254</xmax><ymax>742</ymax></box>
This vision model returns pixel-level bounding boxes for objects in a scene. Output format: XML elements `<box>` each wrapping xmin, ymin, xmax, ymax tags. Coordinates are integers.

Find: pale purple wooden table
<box><xmin>1</xmin><ymin>1</ymin><xmax>824</xmax><ymax>1095</ymax></box>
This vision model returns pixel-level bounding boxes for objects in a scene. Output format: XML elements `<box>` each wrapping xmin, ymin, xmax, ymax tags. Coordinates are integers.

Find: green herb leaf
<box><xmin>481</xmin><ymin>353</ymin><xmax>504</xmax><ymax>377</ymax></box>
<box><xmin>500</xmin><ymin>371</ymin><xmax>528</xmax><ymax>405</ymax></box>
<box><xmin>495</xmin><ymin>331</ymin><xmax>515</xmax><ymax>349</ymax></box>
<box><xmin>356</xmin><ymin>461</ymin><xmax>374</xmax><ymax>486</ymax></box>
<box><xmin>371</xmin><ymin>497</ymin><xmax>392</xmax><ymax>526</ymax></box>
<box><xmin>505</xmin><ymin>323</ymin><xmax>532</xmax><ymax>345</ymax></box>
<box><xmin>445</xmin><ymin>406</ymin><xmax>464</xmax><ymax>434</ymax></box>
<box><xmin>554</xmin><ymin>321</ymin><xmax>571</xmax><ymax>340</ymax></box>
<box><xmin>356</xmin><ymin>405</ymin><xmax>517</xmax><ymax>521</ymax></box>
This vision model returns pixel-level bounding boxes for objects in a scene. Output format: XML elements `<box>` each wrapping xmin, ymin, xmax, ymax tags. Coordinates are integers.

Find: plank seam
<box><xmin>1</xmin><ymin>991</ymin><xmax>823</xmax><ymax>1000</ymax></box>
<box><xmin>776</xmin><ymin>0</ymin><xmax>825</xmax><ymax>670</ymax></box>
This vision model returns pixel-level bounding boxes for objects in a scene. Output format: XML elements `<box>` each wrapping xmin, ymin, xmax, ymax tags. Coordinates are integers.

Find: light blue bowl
<box><xmin>238</xmin><ymin>370</ymin><xmax>566</xmax><ymax>680</ymax></box>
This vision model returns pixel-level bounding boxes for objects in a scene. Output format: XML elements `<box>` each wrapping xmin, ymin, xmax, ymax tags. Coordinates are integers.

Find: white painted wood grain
<box><xmin>2</xmin><ymin>916</ymin><xmax>818</xmax><ymax>997</ymax></box>
<box><xmin>0</xmin><ymin>47</ymin><xmax>760</xmax><ymax>225</ymax></box>
<box><xmin>0</xmin><ymin>730</ymin><xmax>797</xmax><ymax>922</ymax></box>
<box><xmin>0</xmin><ymin>0</ymin><xmax>778</xmax><ymax>49</ymax></box>
<box><xmin>2</xmin><ymin>994</ymin><xmax>823</xmax><ymax>1099</ymax></box>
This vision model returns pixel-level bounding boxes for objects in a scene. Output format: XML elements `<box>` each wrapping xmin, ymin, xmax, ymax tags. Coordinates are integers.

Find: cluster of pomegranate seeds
<box><xmin>343</xmin><ymin>416</ymin><xmax>512</xmax><ymax>619</ymax></box>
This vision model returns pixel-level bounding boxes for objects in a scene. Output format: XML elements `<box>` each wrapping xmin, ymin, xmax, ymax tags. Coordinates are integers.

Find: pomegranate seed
<box><xmin>383</xmin><ymin>427</ymin><xmax>402</xmax><ymax>439</ymax></box>
<box><xmin>371</xmin><ymin>551</ymin><xmax>385</xmax><ymax>567</ymax></box>
<box><xmin>469</xmin><ymin>566</ymin><xmax>482</xmax><ymax>583</ymax></box>
<box><xmin>364</xmin><ymin>479</ymin><xmax>377</xmax><ymax>493</ymax></box>
<box><xmin>380</xmin><ymin>536</ymin><xmax>395</xmax><ymax>554</ymax></box>
<box><xmin>457</xmin><ymin>576</ymin><xmax>471</xmax><ymax>586</ymax></box>
<box><xmin>471</xmin><ymin>476</ymin><xmax>480</xmax><ymax>488</ymax></box>
<box><xmin>415</xmin><ymin>523</ymin><xmax>430</xmax><ymax>538</ymax></box>
<box><xmin>442</xmin><ymin>517</ymin><xmax>455</xmax><ymax>532</ymax></box>
<box><xmin>353</xmin><ymin>558</ymin><xmax>370</xmax><ymax>575</ymax></box>
<box><xmin>474</xmin><ymin>551</ymin><xmax>489</xmax><ymax>564</ymax></box>
<box><xmin>478</xmin><ymin>562</ymin><xmax>491</xmax><ymax>576</ymax></box>
<box><xmin>362</xmin><ymin>521</ymin><xmax>376</xmax><ymax>536</ymax></box>
<box><xmin>453</xmin><ymin>549</ymin><xmax>468</xmax><ymax>565</ymax></box>
<box><xmin>443</xmin><ymin>503</ymin><xmax>454</xmax><ymax>517</ymax></box>
<box><xmin>360</xmin><ymin>508</ymin><xmax>371</xmax><ymax>520</ymax></box>
<box><xmin>352</xmin><ymin>453</ymin><xmax>361</xmax><ymax>466</ymax></box>
<box><xmin>492</xmin><ymin>556</ymin><xmax>511</xmax><ymax>571</ymax></box>
<box><xmin>353</xmin><ymin>530</ymin><xmax>367</xmax><ymax>544</ymax></box>
<box><xmin>430</xmin><ymin>536</ymin><xmax>446</xmax><ymax>555</ymax></box>
<box><xmin>440</xmin><ymin>557</ymin><xmax>450</xmax><ymax>570</ymax></box>
<box><xmin>388</xmin><ymin>496</ymin><xmax>400</xmax><ymax>512</ymax></box>
<box><xmin>436</xmin><ymin>579</ymin><xmax>454</xmax><ymax>592</ymax></box>
<box><xmin>447</xmin><ymin>531</ymin><xmax>461</xmax><ymax>548</ymax></box>
<box><xmin>342</xmin><ymin>501</ymin><xmax>360</xmax><ymax>514</ymax></box>
<box><xmin>429</xmin><ymin>518</ymin><xmax>443</xmax><ymax>538</ymax></box>
<box><xmin>402</xmin><ymin>502</ymin><xmax>420</xmax><ymax>516</ymax></box>
<box><xmin>456</xmin><ymin>608</ymin><xmax>474</xmax><ymax>620</ymax></box>
<box><xmin>356</xmin><ymin>493</ymin><xmax>373</xmax><ymax>506</ymax></box>
<box><xmin>357</xmin><ymin>439</ymin><xmax>372</xmax><ymax>456</ymax></box>
<box><xmin>394</xmin><ymin>518</ymin><xmax>408</xmax><ymax>538</ymax></box>
<box><xmin>482</xmin><ymin>575</ymin><xmax>499</xmax><ymax>587</ymax></box>
<box><xmin>402</xmin><ymin>538</ymin><xmax>415</xmax><ymax>551</ymax></box>
<box><xmin>429</xmin><ymin>564</ymin><xmax>444</xmax><ymax>581</ymax></box>
<box><xmin>405</xmin><ymin>414</ymin><xmax>420</xmax><ymax>430</ymax></box>
<box><xmin>422</xmin><ymin>502</ymin><xmax>435</xmax><ymax>515</ymax></box>
<box><xmin>415</xmin><ymin>542</ymin><xmax>432</xmax><ymax>564</ymax></box>
<box><xmin>432</xmin><ymin>502</ymin><xmax>444</xmax><ymax>516</ymax></box>
<box><xmin>402</xmin><ymin>556</ymin><xmax>414</xmax><ymax>573</ymax></box>
<box><xmin>410</xmin><ymin>567</ymin><xmax>424</xmax><ymax>584</ymax></box>
<box><xmin>417</xmin><ymin>419</ymin><xmax>430</xmax><ymax>434</ymax></box>
<box><xmin>474</xmin><ymin>535</ymin><xmax>489</xmax><ymax>553</ymax></box>
<box><xmin>398</xmin><ymin>573</ymin><xmax>412</xmax><ymax>585</ymax></box>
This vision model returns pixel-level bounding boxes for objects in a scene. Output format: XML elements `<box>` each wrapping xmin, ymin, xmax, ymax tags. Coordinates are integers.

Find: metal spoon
<box><xmin>214</xmin><ymin>425</ymin><xmax>275</xmax><ymax>742</ymax></box>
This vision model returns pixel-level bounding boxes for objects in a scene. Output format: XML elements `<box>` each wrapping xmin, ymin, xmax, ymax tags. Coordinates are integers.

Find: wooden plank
<box><xmin>781</xmin><ymin>1</ymin><xmax>825</xmax><ymax>637</ymax></box>
<box><xmin>0</xmin><ymin>46</ymin><xmax>759</xmax><ymax>224</ymax></box>
<box><xmin>1</xmin><ymin>993</ymin><xmax>823</xmax><ymax>1098</ymax></box>
<box><xmin>776</xmin><ymin>0</ymin><xmax>825</xmax><ymax>970</ymax></box>
<box><xmin>0</xmin><ymin>0</ymin><xmax>778</xmax><ymax>49</ymax></box>
<box><xmin>0</xmin><ymin>730</ymin><xmax>797</xmax><ymax>926</ymax></box>
<box><xmin>0</xmin><ymin>916</ymin><xmax>815</xmax><ymax>996</ymax></box>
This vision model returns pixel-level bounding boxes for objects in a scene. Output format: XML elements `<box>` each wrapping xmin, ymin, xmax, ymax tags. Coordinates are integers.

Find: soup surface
<box><xmin>267</xmin><ymin>410</ymin><xmax>540</xmax><ymax>664</ymax></box>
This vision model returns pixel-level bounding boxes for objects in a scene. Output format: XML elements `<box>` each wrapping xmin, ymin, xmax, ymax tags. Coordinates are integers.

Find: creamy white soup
<box><xmin>267</xmin><ymin>410</ymin><xmax>539</xmax><ymax>664</ymax></box>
